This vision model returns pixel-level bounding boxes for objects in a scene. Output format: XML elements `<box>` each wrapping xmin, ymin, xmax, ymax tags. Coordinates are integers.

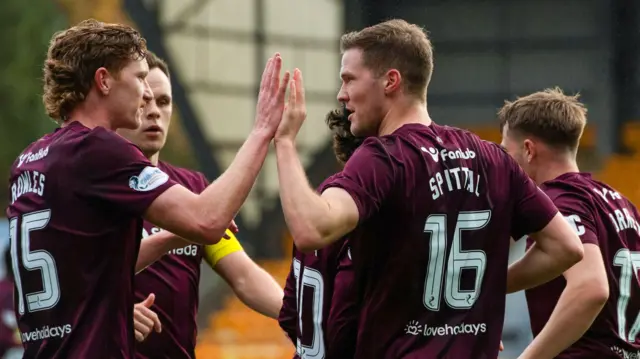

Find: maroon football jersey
<box><xmin>526</xmin><ymin>172</ymin><xmax>640</xmax><ymax>358</ymax></box>
<box><xmin>0</xmin><ymin>278</ymin><xmax>21</xmax><ymax>358</ymax></box>
<box><xmin>134</xmin><ymin>161</ymin><xmax>208</xmax><ymax>359</ymax></box>
<box><xmin>279</xmin><ymin>174</ymin><xmax>358</xmax><ymax>359</ymax></box>
<box><xmin>325</xmin><ymin>123</ymin><xmax>558</xmax><ymax>359</ymax></box>
<box><xmin>5</xmin><ymin>122</ymin><xmax>177</xmax><ymax>358</ymax></box>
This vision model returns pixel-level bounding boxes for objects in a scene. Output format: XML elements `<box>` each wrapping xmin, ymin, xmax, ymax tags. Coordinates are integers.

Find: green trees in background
<box><xmin>0</xmin><ymin>0</ymin><xmax>66</xmax><ymax>207</ymax></box>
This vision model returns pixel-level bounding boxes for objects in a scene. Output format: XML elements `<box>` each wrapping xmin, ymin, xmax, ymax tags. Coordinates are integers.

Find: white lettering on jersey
<box><xmin>10</xmin><ymin>171</ymin><xmax>46</xmax><ymax>205</ymax></box>
<box><xmin>142</xmin><ymin>226</ymin><xmax>199</xmax><ymax>257</ymax></box>
<box><xmin>429</xmin><ymin>167</ymin><xmax>481</xmax><ymax>199</ymax></box>
<box><xmin>422</xmin><ymin>147</ymin><xmax>476</xmax><ymax>163</ymax></box>
<box><xmin>563</xmin><ymin>214</ymin><xmax>586</xmax><ymax>236</ymax></box>
<box><xmin>17</xmin><ymin>147</ymin><xmax>49</xmax><ymax>168</ymax></box>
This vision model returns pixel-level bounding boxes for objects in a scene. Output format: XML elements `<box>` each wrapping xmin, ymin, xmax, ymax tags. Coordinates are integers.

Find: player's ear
<box><xmin>383</xmin><ymin>69</ymin><xmax>402</xmax><ymax>95</ymax></box>
<box><xmin>523</xmin><ymin>138</ymin><xmax>536</xmax><ymax>163</ymax></box>
<box><xmin>94</xmin><ymin>67</ymin><xmax>112</xmax><ymax>96</ymax></box>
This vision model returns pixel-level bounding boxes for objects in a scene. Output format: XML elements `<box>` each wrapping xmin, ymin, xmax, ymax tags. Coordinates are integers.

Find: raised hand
<box><xmin>275</xmin><ymin>68</ymin><xmax>306</xmax><ymax>143</ymax></box>
<box><xmin>133</xmin><ymin>293</ymin><xmax>161</xmax><ymax>342</ymax></box>
<box><xmin>254</xmin><ymin>53</ymin><xmax>291</xmax><ymax>137</ymax></box>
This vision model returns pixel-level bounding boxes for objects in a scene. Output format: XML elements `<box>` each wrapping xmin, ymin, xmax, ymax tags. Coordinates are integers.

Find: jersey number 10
<box><xmin>9</xmin><ymin>210</ymin><xmax>61</xmax><ymax>315</ymax></box>
<box><xmin>423</xmin><ymin>210</ymin><xmax>491</xmax><ymax>311</ymax></box>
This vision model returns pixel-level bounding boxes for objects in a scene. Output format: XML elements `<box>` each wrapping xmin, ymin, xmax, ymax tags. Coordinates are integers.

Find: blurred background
<box><xmin>0</xmin><ymin>0</ymin><xmax>639</xmax><ymax>358</ymax></box>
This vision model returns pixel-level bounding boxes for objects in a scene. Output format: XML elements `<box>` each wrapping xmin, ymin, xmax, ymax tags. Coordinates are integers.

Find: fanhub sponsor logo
<box><xmin>439</xmin><ymin>148</ymin><xmax>476</xmax><ymax>162</ymax></box>
<box><xmin>405</xmin><ymin>320</ymin><xmax>486</xmax><ymax>337</ymax></box>
<box><xmin>21</xmin><ymin>324</ymin><xmax>72</xmax><ymax>342</ymax></box>
<box><xmin>17</xmin><ymin>147</ymin><xmax>49</xmax><ymax>168</ymax></box>
<box><xmin>421</xmin><ymin>147</ymin><xmax>476</xmax><ymax>162</ymax></box>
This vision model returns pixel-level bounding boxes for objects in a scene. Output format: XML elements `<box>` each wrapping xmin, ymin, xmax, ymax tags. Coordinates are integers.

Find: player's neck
<box><xmin>378</xmin><ymin>100</ymin><xmax>432</xmax><ymax>136</ymax></box>
<box><xmin>147</xmin><ymin>152</ymin><xmax>160</xmax><ymax>166</ymax></box>
<box><xmin>534</xmin><ymin>159</ymin><xmax>580</xmax><ymax>185</ymax></box>
<box><xmin>64</xmin><ymin>102</ymin><xmax>113</xmax><ymax>130</ymax></box>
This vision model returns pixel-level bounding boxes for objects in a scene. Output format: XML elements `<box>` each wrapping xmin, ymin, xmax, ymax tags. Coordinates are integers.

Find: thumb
<box><xmin>142</xmin><ymin>293</ymin><xmax>155</xmax><ymax>308</ymax></box>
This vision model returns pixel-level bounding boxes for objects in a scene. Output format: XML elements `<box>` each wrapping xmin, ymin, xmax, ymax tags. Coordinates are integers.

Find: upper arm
<box><xmin>508</xmin><ymin>161</ymin><xmax>559</xmax><ymax>239</ymax></box>
<box><xmin>143</xmin><ymin>185</ymin><xmax>214</xmax><ymax>244</ymax></box>
<box><xmin>324</xmin><ymin>138</ymin><xmax>396</xmax><ymax>222</ymax></box>
<box><xmin>319</xmin><ymin>188</ymin><xmax>360</xmax><ymax>241</ymax></box>
<box><xmin>203</xmin><ymin>230</ymin><xmax>244</xmax><ymax>268</ymax></box>
<box><xmin>74</xmin><ymin>130</ymin><xmax>177</xmax><ymax>216</ymax></box>
<box><xmin>563</xmin><ymin>243</ymin><xmax>609</xmax><ymax>299</ymax></box>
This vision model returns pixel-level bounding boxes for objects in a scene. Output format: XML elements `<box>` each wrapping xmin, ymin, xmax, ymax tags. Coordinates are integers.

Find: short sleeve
<box><xmin>509</xmin><ymin>161</ymin><xmax>558</xmax><ymax>239</ymax></box>
<box><xmin>324</xmin><ymin>138</ymin><xmax>396</xmax><ymax>222</ymax></box>
<box><xmin>278</xmin><ymin>249</ymin><xmax>298</xmax><ymax>343</ymax></box>
<box><xmin>550</xmin><ymin>191</ymin><xmax>599</xmax><ymax>246</ymax></box>
<box><xmin>73</xmin><ymin>128</ymin><xmax>177</xmax><ymax>216</ymax></box>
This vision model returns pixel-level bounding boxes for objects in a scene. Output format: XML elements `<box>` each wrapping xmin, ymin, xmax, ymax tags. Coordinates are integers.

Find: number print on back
<box><xmin>423</xmin><ymin>210</ymin><xmax>491</xmax><ymax>311</ymax></box>
<box><xmin>9</xmin><ymin>209</ymin><xmax>61</xmax><ymax>315</ymax></box>
<box><xmin>292</xmin><ymin>259</ymin><xmax>326</xmax><ymax>359</ymax></box>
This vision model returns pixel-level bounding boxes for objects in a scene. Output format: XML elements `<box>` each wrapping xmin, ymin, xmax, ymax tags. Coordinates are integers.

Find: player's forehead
<box><xmin>147</xmin><ymin>68</ymin><xmax>171</xmax><ymax>96</ymax></box>
<box><xmin>340</xmin><ymin>48</ymin><xmax>365</xmax><ymax>77</ymax></box>
<box><xmin>122</xmin><ymin>56</ymin><xmax>149</xmax><ymax>75</ymax></box>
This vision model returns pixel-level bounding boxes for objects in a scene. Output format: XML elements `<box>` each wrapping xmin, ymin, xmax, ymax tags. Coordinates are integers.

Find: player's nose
<box><xmin>145</xmin><ymin>101</ymin><xmax>160</xmax><ymax>120</ymax></box>
<box><xmin>337</xmin><ymin>86</ymin><xmax>349</xmax><ymax>103</ymax></box>
<box><xmin>142</xmin><ymin>80</ymin><xmax>153</xmax><ymax>104</ymax></box>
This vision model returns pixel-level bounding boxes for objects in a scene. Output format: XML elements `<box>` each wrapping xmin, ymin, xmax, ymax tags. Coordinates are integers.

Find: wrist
<box><xmin>274</xmin><ymin>137</ymin><xmax>296</xmax><ymax>149</ymax></box>
<box><xmin>249</xmin><ymin>128</ymin><xmax>274</xmax><ymax>144</ymax></box>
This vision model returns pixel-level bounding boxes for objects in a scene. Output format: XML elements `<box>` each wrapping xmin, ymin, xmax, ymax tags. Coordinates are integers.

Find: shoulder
<box><xmin>158</xmin><ymin>161</ymin><xmax>208</xmax><ymax>192</ymax></box>
<box><xmin>75</xmin><ymin>126</ymin><xmax>144</xmax><ymax>162</ymax></box>
<box><xmin>541</xmin><ymin>174</ymin><xmax>595</xmax><ymax>203</ymax></box>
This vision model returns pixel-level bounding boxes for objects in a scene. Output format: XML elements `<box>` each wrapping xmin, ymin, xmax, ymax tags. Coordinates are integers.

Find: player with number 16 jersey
<box><xmin>325</xmin><ymin>123</ymin><xmax>560</xmax><ymax>358</ymax></box>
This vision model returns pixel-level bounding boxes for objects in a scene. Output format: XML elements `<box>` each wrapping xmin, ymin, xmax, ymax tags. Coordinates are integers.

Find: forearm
<box><xmin>136</xmin><ymin>231</ymin><xmax>183</xmax><ymax>273</ymax></box>
<box><xmin>519</xmin><ymin>286</ymin><xmax>603</xmax><ymax>359</ymax></box>
<box><xmin>232</xmin><ymin>267</ymin><xmax>283</xmax><ymax>319</ymax></box>
<box><xmin>198</xmin><ymin>130</ymin><xmax>271</xmax><ymax>233</ymax></box>
<box><xmin>507</xmin><ymin>243</ymin><xmax>566</xmax><ymax>293</ymax></box>
<box><xmin>275</xmin><ymin>140</ymin><xmax>334</xmax><ymax>245</ymax></box>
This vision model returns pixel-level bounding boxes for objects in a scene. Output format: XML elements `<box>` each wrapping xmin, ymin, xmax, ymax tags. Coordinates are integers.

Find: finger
<box><xmin>259</xmin><ymin>57</ymin><xmax>274</xmax><ymax>93</ymax></box>
<box><xmin>142</xmin><ymin>293</ymin><xmax>155</xmax><ymax>308</ymax></box>
<box><xmin>295</xmin><ymin>69</ymin><xmax>305</xmax><ymax>107</ymax></box>
<box><xmin>230</xmin><ymin>220</ymin><xmax>239</xmax><ymax>233</ymax></box>
<box><xmin>287</xmin><ymin>75</ymin><xmax>296</xmax><ymax>109</ymax></box>
<box><xmin>134</xmin><ymin>312</ymin><xmax>155</xmax><ymax>329</ymax></box>
<box><xmin>134</xmin><ymin>319</ymin><xmax>150</xmax><ymax>333</ymax></box>
<box><xmin>270</xmin><ymin>55</ymin><xmax>283</xmax><ymax>93</ymax></box>
<box><xmin>135</xmin><ymin>330</ymin><xmax>144</xmax><ymax>342</ymax></box>
<box><xmin>277</xmin><ymin>71</ymin><xmax>291</xmax><ymax>103</ymax></box>
<box><xmin>499</xmin><ymin>341</ymin><xmax>504</xmax><ymax>351</ymax></box>
<box><xmin>152</xmin><ymin>313</ymin><xmax>162</xmax><ymax>333</ymax></box>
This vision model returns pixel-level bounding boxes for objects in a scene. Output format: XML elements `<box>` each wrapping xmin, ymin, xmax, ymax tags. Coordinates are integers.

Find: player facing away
<box><xmin>279</xmin><ymin>107</ymin><xmax>361</xmax><ymax>359</ymax></box>
<box><xmin>116</xmin><ymin>52</ymin><xmax>284</xmax><ymax>358</ymax></box>
<box><xmin>6</xmin><ymin>20</ymin><xmax>290</xmax><ymax>358</ymax></box>
<box><xmin>500</xmin><ymin>88</ymin><xmax>640</xmax><ymax>359</ymax></box>
<box><xmin>272</xmin><ymin>19</ymin><xmax>584</xmax><ymax>358</ymax></box>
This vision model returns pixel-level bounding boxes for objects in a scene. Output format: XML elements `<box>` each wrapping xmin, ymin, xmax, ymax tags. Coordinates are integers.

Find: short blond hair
<box><xmin>498</xmin><ymin>87</ymin><xmax>587</xmax><ymax>151</ymax></box>
<box><xmin>340</xmin><ymin>19</ymin><xmax>434</xmax><ymax>100</ymax></box>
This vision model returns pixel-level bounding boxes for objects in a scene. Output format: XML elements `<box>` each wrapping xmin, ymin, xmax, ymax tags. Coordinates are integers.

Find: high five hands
<box><xmin>254</xmin><ymin>53</ymin><xmax>307</xmax><ymax>143</ymax></box>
